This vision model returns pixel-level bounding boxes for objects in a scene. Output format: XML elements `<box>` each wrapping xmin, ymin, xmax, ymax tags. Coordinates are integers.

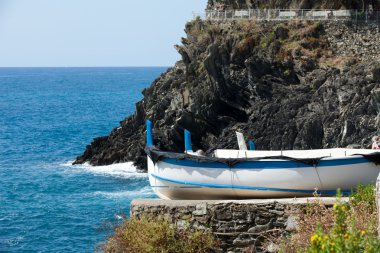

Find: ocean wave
<box><xmin>93</xmin><ymin>186</ymin><xmax>154</xmax><ymax>199</ymax></box>
<box><xmin>60</xmin><ymin>160</ymin><xmax>148</xmax><ymax>179</ymax></box>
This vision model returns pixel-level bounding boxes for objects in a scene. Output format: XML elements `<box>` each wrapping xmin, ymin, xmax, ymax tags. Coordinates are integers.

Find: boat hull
<box><xmin>148</xmin><ymin>154</ymin><xmax>380</xmax><ymax>200</ymax></box>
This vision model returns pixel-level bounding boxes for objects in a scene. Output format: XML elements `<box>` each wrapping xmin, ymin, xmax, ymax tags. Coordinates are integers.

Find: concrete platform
<box><xmin>131</xmin><ymin>197</ymin><xmax>346</xmax><ymax>207</ymax></box>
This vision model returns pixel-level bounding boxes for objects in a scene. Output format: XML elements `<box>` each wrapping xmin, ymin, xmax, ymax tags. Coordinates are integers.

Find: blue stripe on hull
<box><xmin>161</xmin><ymin>157</ymin><xmax>368</xmax><ymax>169</ymax></box>
<box><xmin>150</xmin><ymin>173</ymin><xmax>351</xmax><ymax>195</ymax></box>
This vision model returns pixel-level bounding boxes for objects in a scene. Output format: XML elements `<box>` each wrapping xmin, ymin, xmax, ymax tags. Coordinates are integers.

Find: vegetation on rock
<box><xmin>100</xmin><ymin>216</ymin><xmax>216</xmax><ymax>253</ymax></box>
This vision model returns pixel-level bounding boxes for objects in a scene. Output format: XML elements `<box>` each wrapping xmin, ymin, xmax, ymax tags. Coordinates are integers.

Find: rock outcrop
<box><xmin>74</xmin><ymin>17</ymin><xmax>380</xmax><ymax>170</ymax></box>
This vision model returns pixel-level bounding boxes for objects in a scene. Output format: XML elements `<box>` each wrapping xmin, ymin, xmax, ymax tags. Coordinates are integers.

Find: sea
<box><xmin>0</xmin><ymin>67</ymin><xmax>167</xmax><ymax>252</ymax></box>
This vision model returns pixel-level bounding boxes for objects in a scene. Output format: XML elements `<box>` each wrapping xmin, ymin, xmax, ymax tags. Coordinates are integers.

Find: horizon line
<box><xmin>0</xmin><ymin>66</ymin><xmax>171</xmax><ymax>68</ymax></box>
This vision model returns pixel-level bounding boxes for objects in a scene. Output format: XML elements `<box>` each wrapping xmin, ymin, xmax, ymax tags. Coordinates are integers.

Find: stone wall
<box><xmin>214</xmin><ymin>20</ymin><xmax>380</xmax><ymax>61</ymax></box>
<box><xmin>131</xmin><ymin>198</ymin><xmax>340</xmax><ymax>252</ymax></box>
<box><xmin>206</xmin><ymin>0</ymin><xmax>377</xmax><ymax>10</ymax></box>
<box><xmin>324</xmin><ymin>21</ymin><xmax>380</xmax><ymax>60</ymax></box>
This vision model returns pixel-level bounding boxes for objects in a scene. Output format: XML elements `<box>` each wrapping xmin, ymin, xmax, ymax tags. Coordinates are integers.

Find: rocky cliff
<box><xmin>206</xmin><ymin>0</ymin><xmax>380</xmax><ymax>10</ymax></box>
<box><xmin>74</xmin><ymin>16</ymin><xmax>380</xmax><ymax>170</ymax></box>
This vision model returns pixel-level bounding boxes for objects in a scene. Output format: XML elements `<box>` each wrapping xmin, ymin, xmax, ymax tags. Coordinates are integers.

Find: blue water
<box><xmin>0</xmin><ymin>67</ymin><xmax>165</xmax><ymax>252</ymax></box>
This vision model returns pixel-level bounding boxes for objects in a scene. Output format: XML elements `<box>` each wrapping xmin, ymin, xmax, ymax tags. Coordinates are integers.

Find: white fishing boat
<box><xmin>145</xmin><ymin>121</ymin><xmax>380</xmax><ymax>200</ymax></box>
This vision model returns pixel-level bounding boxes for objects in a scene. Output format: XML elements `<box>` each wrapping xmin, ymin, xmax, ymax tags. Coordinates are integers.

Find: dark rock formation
<box><xmin>74</xmin><ymin>19</ymin><xmax>380</xmax><ymax>170</ymax></box>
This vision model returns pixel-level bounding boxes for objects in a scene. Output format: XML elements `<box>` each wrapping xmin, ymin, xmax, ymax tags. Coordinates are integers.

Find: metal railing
<box><xmin>193</xmin><ymin>9</ymin><xmax>380</xmax><ymax>22</ymax></box>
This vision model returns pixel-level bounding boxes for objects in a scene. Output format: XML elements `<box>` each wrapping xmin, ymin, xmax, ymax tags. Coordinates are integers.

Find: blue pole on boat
<box><xmin>184</xmin><ymin>129</ymin><xmax>192</xmax><ymax>152</ymax></box>
<box><xmin>248</xmin><ymin>140</ymin><xmax>255</xmax><ymax>151</ymax></box>
<box><xmin>146</xmin><ymin>120</ymin><xmax>154</xmax><ymax>147</ymax></box>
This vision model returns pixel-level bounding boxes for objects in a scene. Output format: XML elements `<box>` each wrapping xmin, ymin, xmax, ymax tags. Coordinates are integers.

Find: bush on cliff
<box><xmin>101</xmin><ymin>216</ymin><xmax>215</xmax><ymax>253</ymax></box>
<box><xmin>278</xmin><ymin>184</ymin><xmax>380</xmax><ymax>253</ymax></box>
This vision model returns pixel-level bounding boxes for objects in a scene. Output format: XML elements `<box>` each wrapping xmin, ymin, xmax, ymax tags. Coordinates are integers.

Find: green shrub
<box><xmin>350</xmin><ymin>183</ymin><xmax>376</xmax><ymax>211</ymax></box>
<box><xmin>260</xmin><ymin>31</ymin><xmax>276</xmax><ymax>48</ymax></box>
<box><xmin>101</xmin><ymin>216</ymin><xmax>216</xmax><ymax>253</ymax></box>
<box><xmin>283</xmin><ymin>69</ymin><xmax>292</xmax><ymax>77</ymax></box>
<box><xmin>278</xmin><ymin>184</ymin><xmax>380</xmax><ymax>253</ymax></box>
<box><xmin>235</xmin><ymin>36</ymin><xmax>256</xmax><ymax>55</ymax></box>
<box><xmin>306</xmin><ymin>187</ymin><xmax>380</xmax><ymax>253</ymax></box>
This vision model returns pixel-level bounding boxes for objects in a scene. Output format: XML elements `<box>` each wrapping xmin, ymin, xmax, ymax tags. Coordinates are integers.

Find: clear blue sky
<box><xmin>0</xmin><ymin>0</ymin><xmax>207</xmax><ymax>67</ymax></box>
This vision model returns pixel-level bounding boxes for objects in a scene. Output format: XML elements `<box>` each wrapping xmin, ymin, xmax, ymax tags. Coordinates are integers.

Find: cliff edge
<box><xmin>74</xmin><ymin>5</ymin><xmax>380</xmax><ymax>170</ymax></box>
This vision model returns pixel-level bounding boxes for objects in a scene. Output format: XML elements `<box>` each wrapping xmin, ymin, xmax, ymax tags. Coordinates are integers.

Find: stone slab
<box><xmin>131</xmin><ymin>197</ymin><xmax>347</xmax><ymax>207</ymax></box>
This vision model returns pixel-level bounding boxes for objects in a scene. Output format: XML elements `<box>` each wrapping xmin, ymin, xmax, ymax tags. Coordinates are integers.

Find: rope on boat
<box><xmin>145</xmin><ymin>147</ymin><xmax>326</xmax><ymax>167</ymax></box>
<box><xmin>146</xmin><ymin>147</ymin><xmax>380</xmax><ymax>167</ymax></box>
<box><xmin>358</xmin><ymin>153</ymin><xmax>380</xmax><ymax>165</ymax></box>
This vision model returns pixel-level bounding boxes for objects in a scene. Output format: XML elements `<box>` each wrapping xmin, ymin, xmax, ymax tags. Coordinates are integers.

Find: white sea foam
<box><xmin>60</xmin><ymin>160</ymin><xmax>148</xmax><ymax>179</ymax></box>
<box><xmin>93</xmin><ymin>186</ymin><xmax>154</xmax><ymax>199</ymax></box>
<box><xmin>60</xmin><ymin>160</ymin><xmax>76</xmax><ymax>167</ymax></box>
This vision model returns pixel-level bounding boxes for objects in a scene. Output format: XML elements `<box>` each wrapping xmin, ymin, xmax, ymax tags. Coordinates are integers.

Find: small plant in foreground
<box><xmin>101</xmin><ymin>216</ymin><xmax>215</xmax><ymax>253</ymax></box>
<box><xmin>278</xmin><ymin>184</ymin><xmax>380</xmax><ymax>253</ymax></box>
<box><xmin>307</xmin><ymin>189</ymin><xmax>380</xmax><ymax>253</ymax></box>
